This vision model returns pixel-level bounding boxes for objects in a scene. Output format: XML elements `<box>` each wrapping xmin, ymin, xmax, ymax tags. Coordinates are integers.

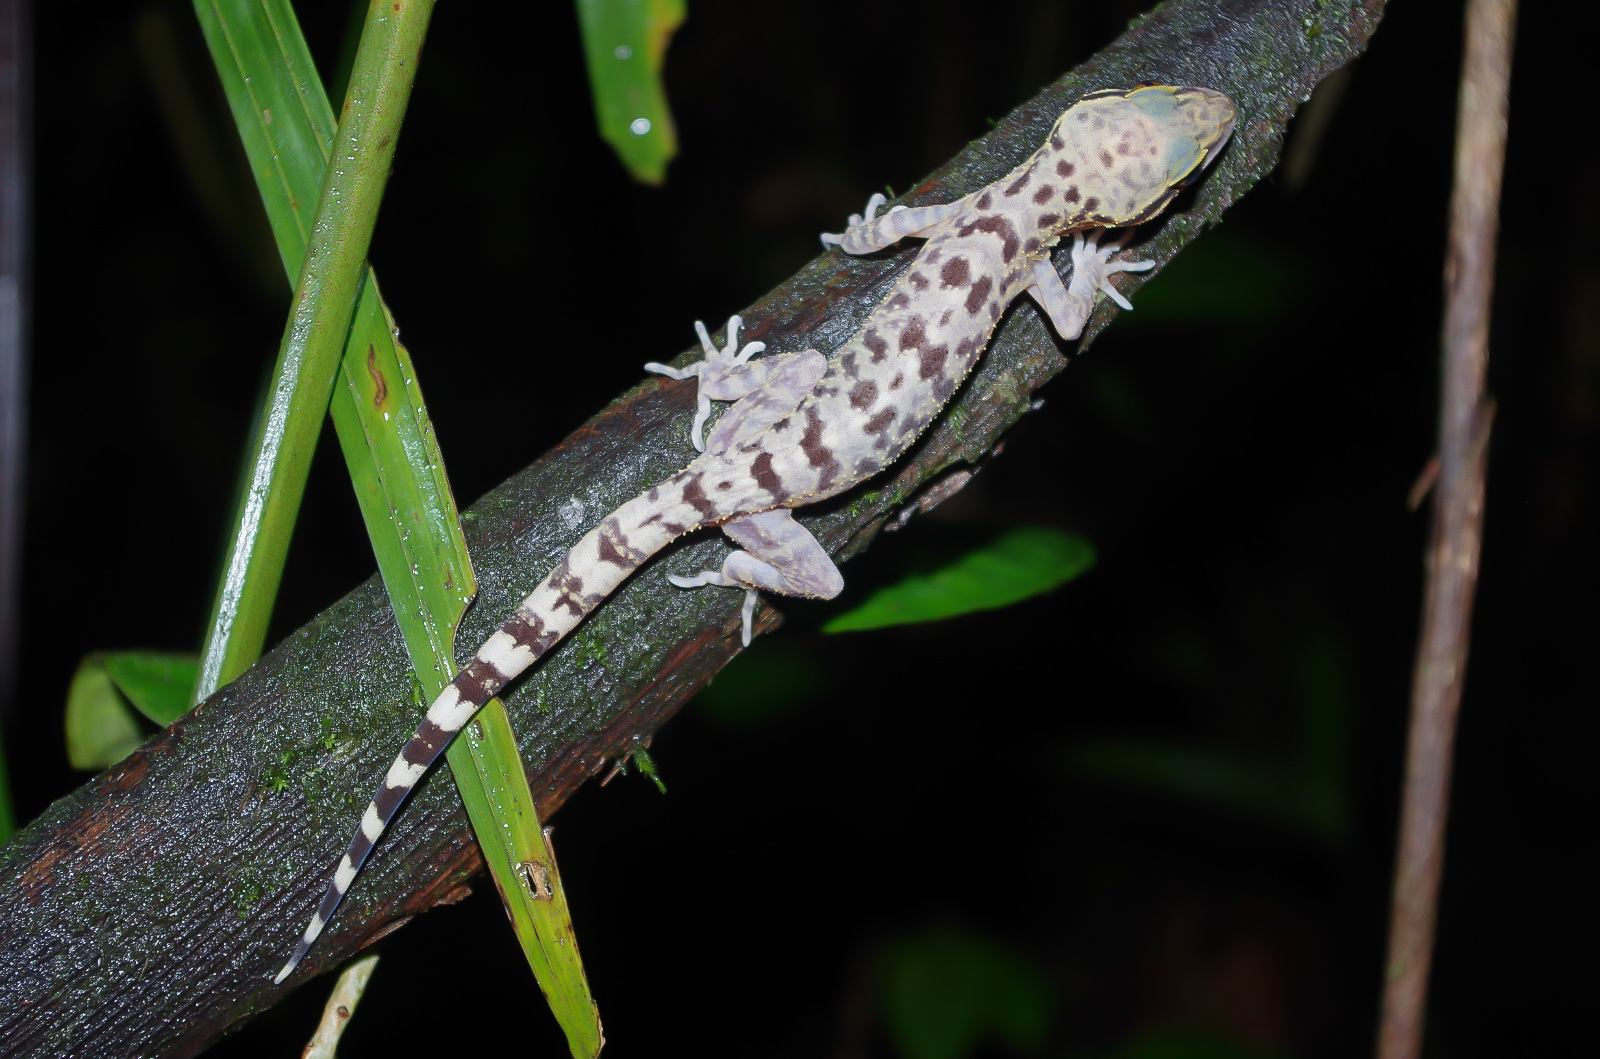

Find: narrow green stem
<box><xmin>194</xmin><ymin>0</ymin><xmax>436</xmax><ymax>700</ymax></box>
<box><xmin>0</xmin><ymin>742</ymin><xmax>13</xmax><ymax>842</ymax></box>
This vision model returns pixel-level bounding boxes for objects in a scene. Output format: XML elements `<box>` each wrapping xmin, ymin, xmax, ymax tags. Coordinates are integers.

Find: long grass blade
<box><xmin>195</xmin><ymin>1</ymin><xmax>601</xmax><ymax>1051</ymax></box>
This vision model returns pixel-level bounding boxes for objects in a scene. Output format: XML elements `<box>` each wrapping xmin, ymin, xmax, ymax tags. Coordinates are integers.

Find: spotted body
<box><xmin>275</xmin><ymin>84</ymin><xmax>1235</xmax><ymax>984</ymax></box>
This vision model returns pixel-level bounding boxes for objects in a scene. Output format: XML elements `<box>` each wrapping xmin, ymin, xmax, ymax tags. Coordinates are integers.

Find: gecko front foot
<box><xmin>644</xmin><ymin>316</ymin><xmax>766</xmax><ymax>452</ymax></box>
<box><xmin>1067</xmin><ymin>232</ymin><xmax>1154</xmax><ymax>311</ymax></box>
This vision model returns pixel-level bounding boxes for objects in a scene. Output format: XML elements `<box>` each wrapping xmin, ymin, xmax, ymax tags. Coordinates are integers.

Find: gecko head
<box><xmin>1056</xmin><ymin>85</ymin><xmax>1236</xmax><ymax>226</ymax></box>
<box><xmin>1132</xmin><ymin>85</ymin><xmax>1237</xmax><ymax>182</ymax></box>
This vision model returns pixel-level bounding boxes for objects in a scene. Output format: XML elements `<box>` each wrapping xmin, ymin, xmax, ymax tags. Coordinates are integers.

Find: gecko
<box><xmin>274</xmin><ymin>84</ymin><xmax>1236</xmax><ymax>984</ymax></box>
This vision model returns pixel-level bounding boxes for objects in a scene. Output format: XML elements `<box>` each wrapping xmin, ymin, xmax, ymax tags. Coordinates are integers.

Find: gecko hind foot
<box><xmin>819</xmin><ymin>193</ymin><xmax>906</xmax><ymax>249</ymax></box>
<box><xmin>668</xmin><ymin>571</ymin><xmax>760</xmax><ymax>645</ymax></box>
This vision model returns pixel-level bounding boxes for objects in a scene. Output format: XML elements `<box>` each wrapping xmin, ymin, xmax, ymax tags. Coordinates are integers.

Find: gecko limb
<box><xmin>820</xmin><ymin>192</ymin><xmax>967</xmax><ymax>254</ymax></box>
<box><xmin>670</xmin><ymin>508</ymin><xmax>844</xmax><ymax>646</ymax></box>
<box><xmin>1026</xmin><ymin>233</ymin><xmax>1153</xmax><ymax>342</ymax></box>
<box><xmin>644</xmin><ymin>316</ymin><xmax>769</xmax><ymax>452</ymax></box>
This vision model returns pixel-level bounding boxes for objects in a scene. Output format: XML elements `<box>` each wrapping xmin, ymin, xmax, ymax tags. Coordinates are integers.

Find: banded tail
<box><xmin>275</xmin><ymin>461</ymin><xmax>758</xmax><ymax>984</ymax></box>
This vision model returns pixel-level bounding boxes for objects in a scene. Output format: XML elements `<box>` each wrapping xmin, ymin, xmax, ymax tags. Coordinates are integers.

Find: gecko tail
<box><xmin>272</xmin><ymin>642</ymin><xmax>522</xmax><ymax>984</ymax></box>
<box><xmin>273</xmin><ymin>464</ymin><xmax>744</xmax><ymax>984</ymax></box>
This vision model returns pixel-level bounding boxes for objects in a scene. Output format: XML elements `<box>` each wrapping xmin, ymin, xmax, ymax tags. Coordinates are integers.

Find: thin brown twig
<box><xmin>1376</xmin><ymin>1</ymin><xmax>1515</xmax><ymax>1056</ymax></box>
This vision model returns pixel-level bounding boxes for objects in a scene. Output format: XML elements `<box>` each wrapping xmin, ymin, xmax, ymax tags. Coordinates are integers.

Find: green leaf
<box><xmin>575</xmin><ymin>0</ymin><xmax>685</xmax><ymax>184</ymax></box>
<box><xmin>64</xmin><ymin>656</ymin><xmax>146</xmax><ymax>770</ymax></box>
<box><xmin>102</xmin><ymin>651</ymin><xmax>199</xmax><ymax>726</ymax></box>
<box><xmin>0</xmin><ymin>734</ymin><xmax>12</xmax><ymax>842</ymax></box>
<box><xmin>192</xmin><ymin>0</ymin><xmax>437</xmax><ymax>700</ymax></box>
<box><xmin>824</xmin><ymin>526</ymin><xmax>1095</xmax><ymax>634</ymax></box>
<box><xmin>196</xmin><ymin>1</ymin><xmax>601</xmax><ymax>1051</ymax></box>
<box><xmin>630</xmin><ymin>743</ymin><xmax>667</xmax><ymax>794</ymax></box>
<box><xmin>64</xmin><ymin>650</ymin><xmax>197</xmax><ymax>770</ymax></box>
<box><xmin>880</xmin><ymin>926</ymin><xmax>1053</xmax><ymax>1059</ymax></box>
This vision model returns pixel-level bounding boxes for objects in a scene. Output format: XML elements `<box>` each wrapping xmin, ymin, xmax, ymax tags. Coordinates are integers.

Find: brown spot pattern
<box><xmin>965</xmin><ymin>275</ymin><xmax>993</xmax><ymax>315</ymax></box>
<box><xmin>502</xmin><ymin>611</ymin><xmax>557</xmax><ymax>654</ymax></box>
<box><xmin>849</xmin><ymin>380</ymin><xmax>878</xmax><ymax>410</ymax></box>
<box><xmin>452</xmin><ymin>658</ymin><xmax>505</xmax><ymax>706</ymax></box>
<box><xmin>680</xmin><ymin>473</ymin><xmax>716</xmax><ymax>519</ymax></box>
<box><xmin>898</xmin><ymin>315</ymin><xmax>927</xmax><ymax>352</ymax></box>
<box><xmin>373</xmin><ymin>778</ymin><xmax>409</xmax><ymax>820</ymax></box>
<box><xmin>940</xmin><ymin>256</ymin><xmax>971</xmax><ymax>288</ymax></box>
<box><xmin>595</xmin><ymin>518</ymin><xmax>642</xmax><ymax>568</ymax></box>
<box><xmin>1032</xmin><ymin>185</ymin><xmax>1054</xmax><ymax>205</ymax></box>
<box><xmin>366</xmin><ymin>345</ymin><xmax>388</xmax><ymax>408</ymax></box>
<box><xmin>1056</xmin><ymin>160</ymin><xmax>1075</xmax><ymax>178</ymax></box>
<box><xmin>595</xmin><ymin>531</ymin><xmax>628</xmax><ymax>568</ymax></box>
<box><xmin>800</xmin><ymin>405</ymin><xmax>841</xmax><ymax>490</ymax></box>
<box><xmin>751</xmin><ymin>450</ymin><xmax>784</xmax><ymax>499</ymax></box>
<box><xmin>957</xmin><ymin>215</ymin><xmax>1020</xmax><ymax>262</ymax></box>
<box><xmin>407</xmin><ymin>719</ymin><xmax>449</xmax><ymax>761</ymax></box>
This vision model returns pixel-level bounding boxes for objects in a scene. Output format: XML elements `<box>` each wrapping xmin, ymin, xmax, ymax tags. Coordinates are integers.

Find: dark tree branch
<box><xmin>0</xmin><ymin>1</ymin><xmax>1382</xmax><ymax>1054</ymax></box>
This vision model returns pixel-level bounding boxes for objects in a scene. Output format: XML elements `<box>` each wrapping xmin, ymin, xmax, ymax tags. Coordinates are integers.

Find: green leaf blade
<box><xmin>102</xmin><ymin>651</ymin><xmax>199</xmax><ymax>726</ymax></box>
<box><xmin>64</xmin><ymin>651</ymin><xmax>199</xmax><ymax>770</ymax></box>
<box><xmin>575</xmin><ymin>0</ymin><xmax>684</xmax><ymax>184</ymax></box>
<box><xmin>64</xmin><ymin>657</ymin><xmax>146</xmax><ymax>771</ymax></box>
<box><xmin>198</xmin><ymin>1</ymin><xmax>602</xmax><ymax>1050</ymax></box>
<box><xmin>824</xmin><ymin>526</ymin><xmax>1096</xmax><ymax>634</ymax></box>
